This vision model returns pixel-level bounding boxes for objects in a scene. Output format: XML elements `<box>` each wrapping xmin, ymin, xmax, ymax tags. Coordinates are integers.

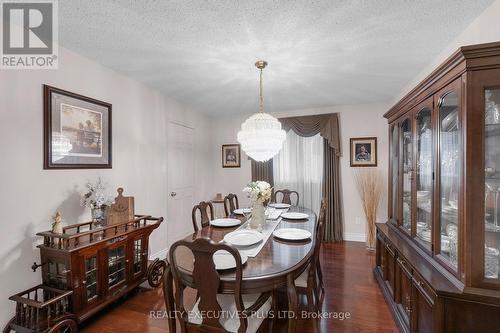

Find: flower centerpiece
<box><xmin>243</xmin><ymin>181</ymin><xmax>272</xmax><ymax>228</ymax></box>
<box><xmin>81</xmin><ymin>178</ymin><xmax>114</xmax><ymax>227</ymax></box>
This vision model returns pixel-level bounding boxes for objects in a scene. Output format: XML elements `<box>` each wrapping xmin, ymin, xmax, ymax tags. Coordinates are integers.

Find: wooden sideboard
<box><xmin>375</xmin><ymin>41</ymin><xmax>500</xmax><ymax>333</ymax></box>
<box><xmin>4</xmin><ymin>215</ymin><xmax>166</xmax><ymax>333</ymax></box>
<box><xmin>37</xmin><ymin>215</ymin><xmax>166</xmax><ymax>322</ymax></box>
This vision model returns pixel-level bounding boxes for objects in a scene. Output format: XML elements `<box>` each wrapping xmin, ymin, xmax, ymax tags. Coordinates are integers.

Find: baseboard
<box><xmin>149</xmin><ymin>247</ymin><xmax>168</xmax><ymax>260</ymax></box>
<box><xmin>344</xmin><ymin>232</ymin><xmax>365</xmax><ymax>242</ymax></box>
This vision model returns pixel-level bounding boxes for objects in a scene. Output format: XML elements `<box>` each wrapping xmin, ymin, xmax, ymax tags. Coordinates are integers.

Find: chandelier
<box><xmin>237</xmin><ymin>60</ymin><xmax>286</xmax><ymax>162</ymax></box>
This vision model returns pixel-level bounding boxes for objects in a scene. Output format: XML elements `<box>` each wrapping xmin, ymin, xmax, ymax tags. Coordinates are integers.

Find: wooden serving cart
<box><xmin>4</xmin><ymin>215</ymin><xmax>165</xmax><ymax>333</ymax></box>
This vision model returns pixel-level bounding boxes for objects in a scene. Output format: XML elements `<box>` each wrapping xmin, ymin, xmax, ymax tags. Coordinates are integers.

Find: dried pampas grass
<box><xmin>354</xmin><ymin>169</ymin><xmax>383</xmax><ymax>250</ymax></box>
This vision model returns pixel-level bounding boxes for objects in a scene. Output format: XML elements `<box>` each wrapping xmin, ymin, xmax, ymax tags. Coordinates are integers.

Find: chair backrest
<box><xmin>311</xmin><ymin>199</ymin><xmax>327</xmax><ymax>268</ymax></box>
<box><xmin>191</xmin><ymin>201</ymin><xmax>214</xmax><ymax>232</ymax></box>
<box><xmin>169</xmin><ymin>237</ymin><xmax>247</xmax><ymax>332</ymax></box>
<box><xmin>223</xmin><ymin>193</ymin><xmax>239</xmax><ymax>217</ymax></box>
<box><xmin>274</xmin><ymin>189</ymin><xmax>300</xmax><ymax>206</ymax></box>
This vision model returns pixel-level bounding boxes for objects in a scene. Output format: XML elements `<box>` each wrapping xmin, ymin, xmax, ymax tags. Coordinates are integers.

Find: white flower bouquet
<box><xmin>243</xmin><ymin>181</ymin><xmax>272</xmax><ymax>204</ymax></box>
<box><xmin>81</xmin><ymin>178</ymin><xmax>114</xmax><ymax>209</ymax></box>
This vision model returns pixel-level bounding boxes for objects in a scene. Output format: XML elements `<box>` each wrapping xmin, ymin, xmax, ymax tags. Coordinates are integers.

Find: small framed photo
<box><xmin>222</xmin><ymin>144</ymin><xmax>241</xmax><ymax>168</ymax></box>
<box><xmin>44</xmin><ymin>85</ymin><xmax>112</xmax><ymax>169</ymax></box>
<box><xmin>350</xmin><ymin>137</ymin><xmax>377</xmax><ymax>167</ymax></box>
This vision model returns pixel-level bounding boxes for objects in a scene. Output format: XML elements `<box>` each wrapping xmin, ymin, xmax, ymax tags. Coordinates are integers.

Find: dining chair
<box><xmin>192</xmin><ymin>201</ymin><xmax>215</xmax><ymax>232</ymax></box>
<box><xmin>274</xmin><ymin>189</ymin><xmax>299</xmax><ymax>206</ymax></box>
<box><xmin>294</xmin><ymin>199</ymin><xmax>327</xmax><ymax>331</ymax></box>
<box><xmin>168</xmin><ymin>237</ymin><xmax>274</xmax><ymax>333</ymax></box>
<box><xmin>223</xmin><ymin>193</ymin><xmax>239</xmax><ymax>217</ymax></box>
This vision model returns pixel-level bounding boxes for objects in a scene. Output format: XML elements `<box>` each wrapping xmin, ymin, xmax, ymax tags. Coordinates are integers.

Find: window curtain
<box><xmin>273</xmin><ymin>131</ymin><xmax>324</xmax><ymax>214</ymax></box>
<box><xmin>279</xmin><ymin>113</ymin><xmax>343</xmax><ymax>242</ymax></box>
<box><xmin>251</xmin><ymin>159</ymin><xmax>274</xmax><ymax>187</ymax></box>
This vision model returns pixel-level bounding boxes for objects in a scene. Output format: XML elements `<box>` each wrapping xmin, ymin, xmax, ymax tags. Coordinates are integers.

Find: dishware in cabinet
<box><xmin>468</xmin><ymin>67</ymin><xmax>500</xmax><ymax>288</ymax></box>
<box><xmin>400</xmin><ymin>117</ymin><xmax>414</xmax><ymax>235</ymax></box>
<box><xmin>434</xmin><ymin>78</ymin><xmax>462</xmax><ymax>273</ymax></box>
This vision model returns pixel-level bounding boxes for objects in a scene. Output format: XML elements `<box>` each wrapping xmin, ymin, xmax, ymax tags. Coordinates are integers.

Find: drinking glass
<box><xmin>242</xmin><ymin>207</ymin><xmax>252</xmax><ymax>229</ymax></box>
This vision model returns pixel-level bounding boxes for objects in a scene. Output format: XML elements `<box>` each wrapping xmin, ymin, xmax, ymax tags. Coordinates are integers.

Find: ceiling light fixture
<box><xmin>237</xmin><ymin>60</ymin><xmax>286</xmax><ymax>162</ymax></box>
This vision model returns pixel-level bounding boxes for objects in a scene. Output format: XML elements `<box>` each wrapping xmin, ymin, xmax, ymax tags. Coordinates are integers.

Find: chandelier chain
<box><xmin>259</xmin><ymin>68</ymin><xmax>264</xmax><ymax>113</ymax></box>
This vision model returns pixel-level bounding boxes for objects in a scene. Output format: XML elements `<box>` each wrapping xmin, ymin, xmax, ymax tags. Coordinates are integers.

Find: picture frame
<box><xmin>222</xmin><ymin>144</ymin><xmax>241</xmax><ymax>168</ymax></box>
<box><xmin>43</xmin><ymin>85</ymin><xmax>112</xmax><ymax>169</ymax></box>
<box><xmin>350</xmin><ymin>137</ymin><xmax>377</xmax><ymax>167</ymax></box>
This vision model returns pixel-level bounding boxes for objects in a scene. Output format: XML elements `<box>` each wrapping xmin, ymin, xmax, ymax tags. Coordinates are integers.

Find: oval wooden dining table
<box><xmin>162</xmin><ymin>206</ymin><xmax>318</xmax><ymax>333</ymax></box>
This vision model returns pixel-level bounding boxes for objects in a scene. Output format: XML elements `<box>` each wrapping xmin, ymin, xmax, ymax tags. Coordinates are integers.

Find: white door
<box><xmin>167</xmin><ymin>121</ymin><xmax>195</xmax><ymax>245</ymax></box>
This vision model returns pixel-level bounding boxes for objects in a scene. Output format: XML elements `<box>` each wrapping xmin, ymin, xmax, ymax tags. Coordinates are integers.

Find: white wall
<box><xmin>396</xmin><ymin>0</ymin><xmax>500</xmax><ymax>102</ymax></box>
<box><xmin>0</xmin><ymin>47</ymin><xmax>212</xmax><ymax>325</ymax></box>
<box><xmin>210</xmin><ymin>103</ymin><xmax>390</xmax><ymax>242</ymax></box>
<box><xmin>211</xmin><ymin>114</ymin><xmax>253</xmax><ymax>207</ymax></box>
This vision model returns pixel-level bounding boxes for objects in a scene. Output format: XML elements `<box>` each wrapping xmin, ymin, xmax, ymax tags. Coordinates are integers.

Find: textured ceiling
<box><xmin>59</xmin><ymin>0</ymin><xmax>494</xmax><ymax>115</ymax></box>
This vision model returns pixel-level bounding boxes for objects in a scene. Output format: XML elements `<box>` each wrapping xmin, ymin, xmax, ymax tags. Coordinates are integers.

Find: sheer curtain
<box><xmin>273</xmin><ymin>130</ymin><xmax>324</xmax><ymax>214</ymax></box>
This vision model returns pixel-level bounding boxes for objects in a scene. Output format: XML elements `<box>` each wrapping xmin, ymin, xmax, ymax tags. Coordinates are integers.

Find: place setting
<box><xmin>281</xmin><ymin>212</ymin><xmax>309</xmax><ymax>221</ymax></box>
<box><xmin>272</xmin><ymin>227</ymin><xmax>312</xmax><ymax>244</ymax></box>
<box><xmin>209</xmin><ymin>217</ymin><xmax>242</xmax><ymax>228</ymax></box>
<box><xmin>212</xmin><ymin>250</ymin><xmax>249</xmax><ymax>270</ymax></box>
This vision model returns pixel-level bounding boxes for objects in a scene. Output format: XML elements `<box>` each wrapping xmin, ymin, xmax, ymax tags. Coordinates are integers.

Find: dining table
<box><xmin>162</xmin><ymin>206</ymin><xmax>318</xmax><ymax>333</ymax></box>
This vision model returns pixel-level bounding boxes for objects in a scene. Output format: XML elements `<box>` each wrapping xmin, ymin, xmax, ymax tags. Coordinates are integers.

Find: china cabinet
<box><xmin>375</xmin><ymin>42</ymin><xmax>500</xmax><ymax>333</ymax></box>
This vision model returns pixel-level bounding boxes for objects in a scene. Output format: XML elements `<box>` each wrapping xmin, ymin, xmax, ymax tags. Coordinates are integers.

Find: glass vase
<box><xmin>250</xmin><ymin>201</ymin><xmax>265</xmax><ymax>229</ymax></box>
<box><xmin>365</xmin><ymin>218</ymin><xmax>376</xmax><ymax>251</ymax></box>
<box><xmin>91</xmin><ymin>206</ymin><xmax>108</xmax><ymax>228</ymax></box>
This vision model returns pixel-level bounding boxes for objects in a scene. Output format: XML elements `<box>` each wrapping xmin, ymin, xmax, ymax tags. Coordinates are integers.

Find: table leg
<box><xmin>286</xmin><ymin>273</ymin><xmax>298</xmax><ymax>333</ymax></box>
<box><xmin>162</xmin><ymin>263</ymin><xmax>176</xmax><ymax>333</ymax></box>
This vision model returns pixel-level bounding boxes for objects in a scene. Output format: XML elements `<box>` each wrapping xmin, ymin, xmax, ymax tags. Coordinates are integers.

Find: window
<box><xmin>273</xmin><ymin>131</ymin><xmax>324</xmax><ymax>213</ymax></box>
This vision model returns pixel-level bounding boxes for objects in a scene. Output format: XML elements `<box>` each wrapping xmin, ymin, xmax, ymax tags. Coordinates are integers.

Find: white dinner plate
<box><xmin>233</xmin><ymin>208</ymin><xmax>251</xmax><ymax>215</ymax></box>
<box><xmin>210</xmin><ymin>218</ymin><xmax>241</xmax><ymax>227</ymax></box>
<box><xmin>213</xmin><ymin>250</ymin><xmax>248</xmax><ymax>270</ymax></box>
<box><xmin>281</xmin><ymin>212</ymin><xmax>309</xmax><ymax>220</ymax></box>
<box><xmin>273</xmin><ymin>228</ymin><xmax>311</xmax><ymax>241</ymax></box>
<box><xmin>269</xmin><ymin>203</ymin><xmax>291</xmax><ymax>209</ymax></box>
<box><xmin>223</xmin><ymin>229</ymin><xmax>264</xmax><ymax>247</ymax></box>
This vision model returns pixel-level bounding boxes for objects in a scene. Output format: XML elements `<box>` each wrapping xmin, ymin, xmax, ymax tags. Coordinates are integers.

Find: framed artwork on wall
<box><xmin>350</xmin><ymin>137</ymin><xmax>377</xmax><ymax>167</ymax></box>
<box><xmin>222</xmin><ymin>144</ymin><xmax>241</xmax><ymax>168</ymax></box>
<box><xmin>43</xmin><ymin>85</ymin><xmax>112</xmax><ymax>169</ymax></box>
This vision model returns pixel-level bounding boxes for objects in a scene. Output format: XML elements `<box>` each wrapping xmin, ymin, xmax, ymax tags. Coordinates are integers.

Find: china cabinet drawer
<box><xmin>397</xmin><ymin>256</ymin><xmax>412</xmax><ymax>277</ymax></box>
<box><xmin>412</xmin><ymin>271</ymin><xmax>435</xmax><ymax>305</ymax></box>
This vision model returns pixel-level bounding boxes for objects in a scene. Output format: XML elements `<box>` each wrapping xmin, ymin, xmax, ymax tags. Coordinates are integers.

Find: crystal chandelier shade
<box><xmin>237</xmin><ymin>61</ymin><xmax>286</xmax><ymax>162</ymax></box>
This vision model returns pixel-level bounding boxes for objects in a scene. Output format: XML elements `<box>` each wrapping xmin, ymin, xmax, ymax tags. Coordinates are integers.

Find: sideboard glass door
<box><xmin>416</xmin><ymin>107</ymin><xmax>433</xmax><ymax>247</ymax></box>
<box><xmin>484</xmin><ymin>87</ymin><xmax>500</xmax><ymax>280</ymax></box>
<box><xmin>108</xmin><ymin>244</ymin><xmax>126</xmax><ymax>289</ymax></box>
<box><xmin>401</xmin><ymin>118</ymin><xmax>413</xmax><ymax>234</ymax></box>
<box><xmin>85</xmin><ymin>256</ymin><xmax>98</xmax><ymax>301</ymax></box>
<box><xmin>438</xmin><ymin>91</ymin><xmax>460</xmax><ymax>268</ymax></box>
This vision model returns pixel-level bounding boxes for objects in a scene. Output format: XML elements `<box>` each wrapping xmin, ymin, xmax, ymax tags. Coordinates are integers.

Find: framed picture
<box><xmin>350</xmin><ymin>137</ymin><xmax>377</xmax><ymax>167</ymax></box>
<box><xmin>44</xmin><ymin>85</ymin><xmax>112</xmax><ymax>169</ymax></box>
<box><xmin>222</xmin><ymin>144</ymin><xmax>241</xmax><ymax>168</ymax></box>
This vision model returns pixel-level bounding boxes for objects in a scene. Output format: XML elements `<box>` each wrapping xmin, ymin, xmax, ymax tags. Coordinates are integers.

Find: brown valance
<box><xmin>279</xmin><ymin>113</ymin><xmax>341</xmax><ymax>155</ymax></box>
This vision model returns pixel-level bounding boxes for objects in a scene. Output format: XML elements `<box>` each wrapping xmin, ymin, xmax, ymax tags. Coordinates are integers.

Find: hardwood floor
<box><xmin>80</xmin><ymin>241</ymin><xmax>398</xmax><ymax>333</ymax></box>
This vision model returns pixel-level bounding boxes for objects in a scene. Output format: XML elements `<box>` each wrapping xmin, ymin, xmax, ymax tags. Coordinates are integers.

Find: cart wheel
<box><xmin>47</xmin><ymin>318</ymin><xmax>77</xmax><ymax>333</ymax></box>
<box><xmin>2</xmin><ymin>317</ymin><xmax>16</xmax><ymax>333</ymax></box>
<box><xmin>148</xmin><ymin>258</ymin><xmax>166</xmax><ymax>287</ymax></box>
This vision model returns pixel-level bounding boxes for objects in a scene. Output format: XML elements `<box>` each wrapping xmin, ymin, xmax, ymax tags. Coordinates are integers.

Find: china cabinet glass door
<box><xmin>416</xmin><ymin>107</ymin><xmax>433</xmax><ymax>247</ymax></box>
<box><xmin>484</xmin><ymin>87</ymin><xmax>500</xmax><ymax>280</ymax></box>
<box><xmin>438</xmin><ymin>91</ymin><xmax>460</xmax><ymax>268</ymax></box>
<box><xmin>401</xmin><ymin>118</ymin><xmax>413</xmax><ymax>233</ymax></box>
<box><xmin>390</xmin><ymin>124</ymin><xmax>399</xmax><ymax>222</ymax></box>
